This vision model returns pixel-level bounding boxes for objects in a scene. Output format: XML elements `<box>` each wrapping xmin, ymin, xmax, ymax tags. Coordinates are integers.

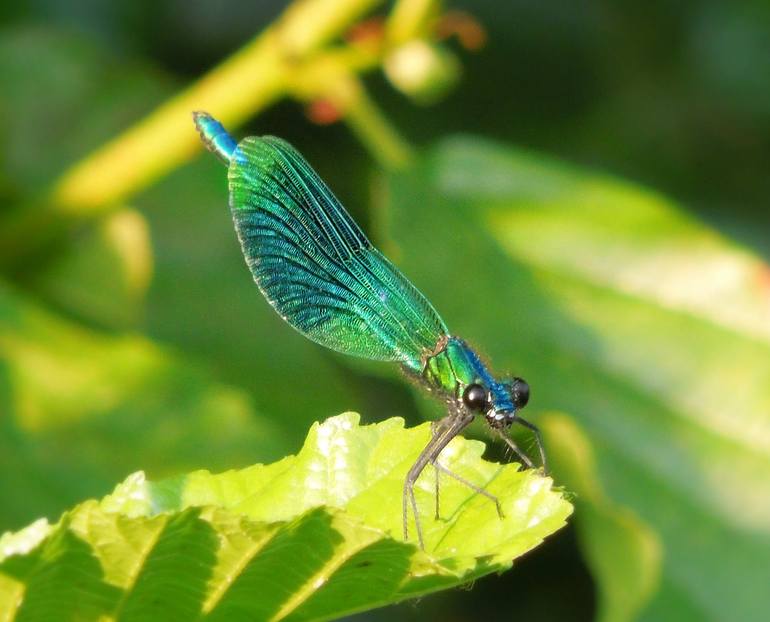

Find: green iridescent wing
<box><xmin>227</xmin><ymin>136</ymin><xmax>448</xmax><ymax>369</ymax></box>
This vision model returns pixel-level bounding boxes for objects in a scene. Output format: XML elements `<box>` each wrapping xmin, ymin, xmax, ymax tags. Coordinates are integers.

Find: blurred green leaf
<box><xmin>0</xmin><ymin>26</ymin><xmax>169</xmax><ymax>196</ymax></box>
<box><xmin>0</xmin><ymin>25</ymin><xmax>170</xmax><ymax>321</ymax></box>
<box><xmin>383</xmin><ymin>136</ymin><xmax>770</xmax><ymax>621</ymax></box>
<box><xmin>543</xmin><ymin>412</ymin><xmax>661</xmax><ymax>622</ymax></box>
<box><xmin>688</xmin><ymin>2</ymin><xmax>770</xmax><ymax>121</ymax></box>
<box><xmin>29</xmin><ymin>208</ymin><xmax>153</xmax><ymax>329</ymax></box>
<box><xmin>0</xmin><ymin>281</ymin><xmax>290</xmax><ymax>532</ymax></box>
<box><xmin>0</xmin><ymin>413</ymin><xmax>572</xmax><ymax>620</ymax></box>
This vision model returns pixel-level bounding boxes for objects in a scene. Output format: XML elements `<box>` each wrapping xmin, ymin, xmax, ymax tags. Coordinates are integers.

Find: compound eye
<box><xmin>511</xmin><ymin>377</ymin><xmax>530</xmax><ymax>408</ymax></box>
<box><xmin>462</xmin><ymin>383</ymin><xmax>489</xmax><ymax>412</ymax></box>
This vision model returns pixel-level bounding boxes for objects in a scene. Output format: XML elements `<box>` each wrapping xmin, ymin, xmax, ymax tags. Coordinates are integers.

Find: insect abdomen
<box><xmin>193</xmin><ymin>111</ymin><xmax>237</xmax><ymax>165</ymax></box>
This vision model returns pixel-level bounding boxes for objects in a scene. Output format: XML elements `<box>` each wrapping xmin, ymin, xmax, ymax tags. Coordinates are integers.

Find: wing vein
<box><xmin>226</xmin><ymin>136</ymin><xmax>448</xmax><ymax>365</ymax></box>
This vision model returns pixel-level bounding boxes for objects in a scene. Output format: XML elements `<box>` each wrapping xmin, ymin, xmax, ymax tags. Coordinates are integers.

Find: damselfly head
<box><xmin>462</xmin><ymin>378</ymin><xmax>529</xmax><ymax>429</ymax></box>
<box><xmin>480</xmin><ymin>377</ymin><xmax>530</xmax><ymax>429</ymax></box>
<box><xmin>510</xmin><ymin>377</ymin><xmax>530</xmax><ymax>409</ymax></box>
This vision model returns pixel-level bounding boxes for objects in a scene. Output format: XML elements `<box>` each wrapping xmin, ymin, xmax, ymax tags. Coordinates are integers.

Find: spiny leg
<box><xmin>403</xmin><ymin>424</ymin><xmax>448</xmax><ymax>548</ymax></box>
<box><xmin>434</xmin><ymin>462</ymin><xmax>441</xmax><ymax>519</ymax></box>
<box><xmin>432</xmin><ymin>460</ymin><xmax>504</xmax><ymax>519</ymax></box>
<box><xmin>429</xmin><ymin>417</ymin><xmax>453</xmax><ymax>520</ymax></box>
<box><xmin>403</xmin><ymin>412</ymin><xmax>473</xmax><ymax>549</ymax></box>
<box><xmin>431</xmin><ymin>412</ymin><xmax>503</xmax><ymax>520</ymax></box>
<box><xmin>496</xmin><ymin>430</ymin><xmax>535</xmax><ymax>470</ymax></box>
<box><xmin>403</xmin><ymin>435</ymin><xmax>444</xmax><ymax>550</ymax></box>
<box><xmin>515</xmin><ymin>416</ymin><xmax>548</xmax><ymax>473</ymax></box>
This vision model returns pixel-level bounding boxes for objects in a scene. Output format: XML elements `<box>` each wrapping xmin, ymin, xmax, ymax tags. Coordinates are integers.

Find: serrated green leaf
<box><xmin>0</xmin><ymin>413</ymin><xmax>572</xmax><ymax>621</ymax></box>
<box><xmin>383</xmin><ymin>136</ymin><xmax>770</xmax><ymax>621</ymax></box>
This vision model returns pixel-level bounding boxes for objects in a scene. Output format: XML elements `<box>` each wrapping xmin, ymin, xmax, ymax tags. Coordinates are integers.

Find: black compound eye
<box><xmin>511</xmin><ymin>377</ymin><xmax>530</xmax><ymax>408</ymax></box>
<box><xmin>462</xmin><ymin>383</ymin><xmax>489</xmax><ymax>412</ymax></box>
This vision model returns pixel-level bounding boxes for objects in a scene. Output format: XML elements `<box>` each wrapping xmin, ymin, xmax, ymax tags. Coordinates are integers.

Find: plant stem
<box><xmin>50</xmin><ymin>0</ymin><xmax>384</xmax><ymax>216</ymax></box>
<box><xmin>386</xmin><ymin>0</ymin><xmax>442</xmax><ymax>44</ymax></box>
<box><xmin>342</xmin><ymin>83</ymin><xmax>414</xmax><ymax>169</ymax></box>
<box><xmin>0</xmin><ymin>0</ymin><xmax>387</xmax><ymax>267</ymax></box>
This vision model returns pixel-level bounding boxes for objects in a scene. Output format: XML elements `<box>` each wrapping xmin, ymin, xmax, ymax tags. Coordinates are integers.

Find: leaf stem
<box><xmin>342</xmin><ymin>83</ymin><xmax>414</xmax><ymax>169</ymax></box>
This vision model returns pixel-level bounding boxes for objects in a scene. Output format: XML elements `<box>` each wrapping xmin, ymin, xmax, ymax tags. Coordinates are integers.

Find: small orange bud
<box><xmin>305</xmin><ymin>99</ymin><xmax>342</xmax><ymax>125</ymax></box>
<box><xmin>436</xmin><ymin>11</ymin><xmax>486</xmax><ymax>51</ymax></box>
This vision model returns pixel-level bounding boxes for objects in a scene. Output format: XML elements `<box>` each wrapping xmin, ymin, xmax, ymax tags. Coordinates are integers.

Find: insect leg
<box><xmin>431</xmin><ymin>460</ymin><xmax>504</xmax><ymax>519</ymax></box>
<box><xmin>403</xmin><ymin>412</ymin><xmax>473</xmax><ymax>549</ymax></box>
<box><xmin>515</xmin><ymin>416</ymin><xmax>548</xmax><ymax>473</ymax></box>
<box><xmin>430</xmin><ymin>417</ymin><xmax>452</xmax><ymax>520</ymax></box>
<box><xmin>496</xmin><ymin>430</ymin><xmax>536</xmax><ymax>470</ymax></box>
<box><xmin>434</xmin><ymin>463</ymin><xmax>441</xmax><ymax>520</ymax></box>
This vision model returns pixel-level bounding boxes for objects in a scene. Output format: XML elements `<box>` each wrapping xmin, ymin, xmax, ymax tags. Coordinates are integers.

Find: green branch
<box><xmin>0</xmin><ymin>0</ymin><xmax>458</xmax><ymax>269</ymax></box>
<box><xmin>386</xmin><ymin>0</ymin><xmax>442</xmax><ymax>44</ymax></box>
<box><xmin>50</xmin><ymin>0</ymin><xmax>384</xmax><ymax>216</ymax></box>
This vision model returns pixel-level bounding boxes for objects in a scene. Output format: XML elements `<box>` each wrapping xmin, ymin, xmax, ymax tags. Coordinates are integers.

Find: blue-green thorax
<box><xmin>420</xmin><ymin>336</ymin><xmax>523</xmax><ymax>427</ymax></box>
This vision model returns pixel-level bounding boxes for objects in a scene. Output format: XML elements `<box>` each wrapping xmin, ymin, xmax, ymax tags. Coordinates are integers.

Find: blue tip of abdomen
<box><xmin>193</xmin><ymin>111</ymin><xmax>237</xmax><ymax>165</ymax></box>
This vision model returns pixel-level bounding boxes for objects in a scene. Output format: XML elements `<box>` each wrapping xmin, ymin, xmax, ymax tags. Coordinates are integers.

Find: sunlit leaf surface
<box><xmin>0</xmin><ymin>413</ymin><xmax>571</xmax><ymax>621</ymax></box>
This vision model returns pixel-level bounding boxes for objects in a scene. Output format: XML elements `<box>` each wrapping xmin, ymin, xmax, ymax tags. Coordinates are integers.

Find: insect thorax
<box><xmin>420</xmin><ymin>336</ymin><xmax>488</xmax><ymax>399</ymax></box>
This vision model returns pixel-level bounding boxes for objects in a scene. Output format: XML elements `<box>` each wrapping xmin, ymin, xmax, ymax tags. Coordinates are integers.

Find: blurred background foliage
<box><xmin>1</xmin><ymin>1</ymin><xmax>769</xmax><ymax>621</ymax></box>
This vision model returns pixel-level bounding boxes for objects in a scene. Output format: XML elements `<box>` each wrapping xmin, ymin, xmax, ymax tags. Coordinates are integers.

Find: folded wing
<box><xmin>227</xmin><ymin>136</ymin><xmax>448</xmax><ymax>369</ymax></box>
